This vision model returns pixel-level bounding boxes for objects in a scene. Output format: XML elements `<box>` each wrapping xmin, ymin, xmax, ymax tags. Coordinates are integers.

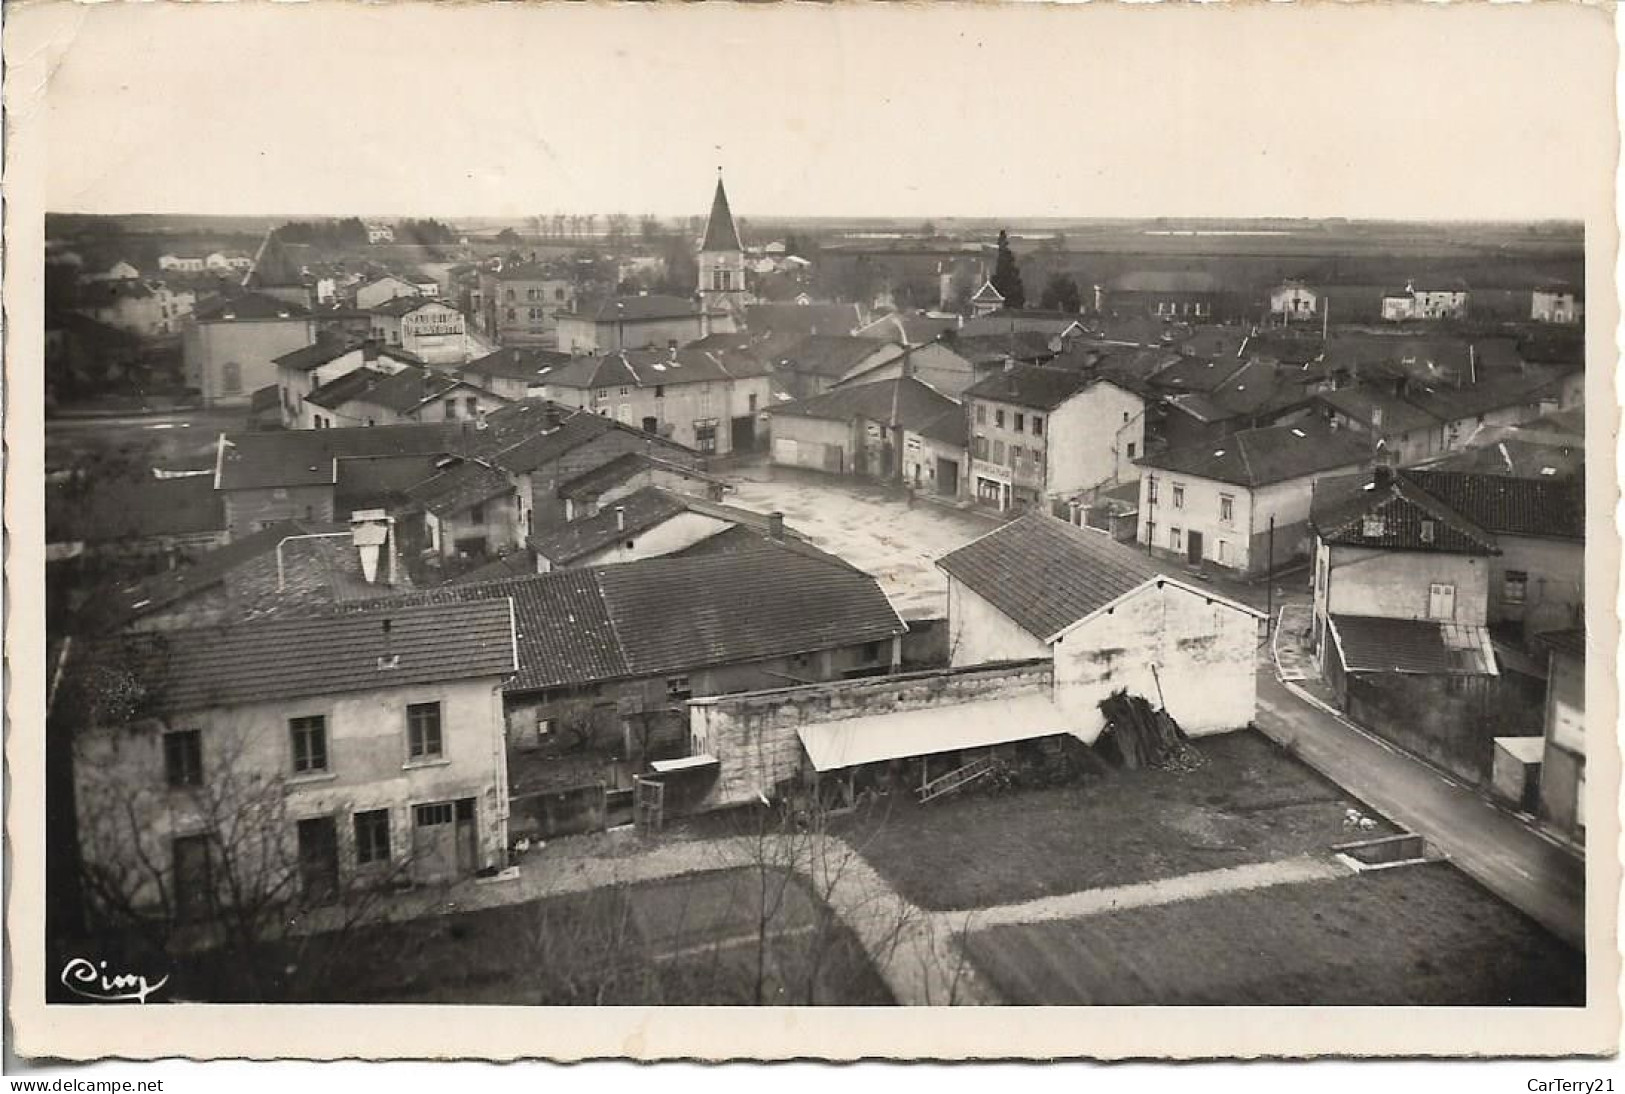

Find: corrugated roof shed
<box><xmin>1329</xmin><ymin>614</ymin><xmax>1497</xmax><ymax>676</ymax></box>
<box><xmin>936</xmin><ymin>512</ymin><xmax>1162</xmax><ymax>641</ymax></box>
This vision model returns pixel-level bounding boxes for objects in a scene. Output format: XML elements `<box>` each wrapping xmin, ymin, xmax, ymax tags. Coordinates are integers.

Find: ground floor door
<box><xmin>1187</xmin><ymin>530</ymin><xmax>1204</xmax><ymax>566</ymax></box>
<box><xmin>413</xmin><ymin>799</ymin><xmax>477</xmax><ymax>882</ymax></box>
<box><xmin>731</xmin><ymin>415</ymin><xmax>756</xmax><ymax>454</ymax></box>
<box><xmin>936</xmin><ymin>458</ymin><xmax>959</xmax><ymax>497</ymax></box>
<box><xmin>297</xmin><ymin>816</ymin><xmax>340</xmax><ymax>904</ymax></box>
<box><xmin>642</xmin><ymin>416</ymin><xmax>658</xmax><ymax>435</ymax></box>
<box><xmin>172</xmin><ymin>834</ymin><xmax>211</xmax><ymax>921</ymax></box>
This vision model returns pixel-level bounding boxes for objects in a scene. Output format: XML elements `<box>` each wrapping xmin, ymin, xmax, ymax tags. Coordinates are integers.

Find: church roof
<box><xmin>701</xmin><ymin>177</ymin><xmax>743</xmax><ymax>253</ymax></box>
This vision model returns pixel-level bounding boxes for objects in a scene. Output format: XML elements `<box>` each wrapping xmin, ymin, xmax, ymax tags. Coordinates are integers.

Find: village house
<box><xmin>352</xmin><ymin>275</ymin><xmax>422</xmax><ymax>311</ymax></box>
<box><xmin>769</xmin><ymin>335</ymin><xmax>901</xmax><ymax>401</ymax></box>
<box><xmin>1156</xmin><ymin>358</ymin><xmax>1318</xmax><ymax>452</ymax></box>
<box><xmin>69</xmin><ymin>600</ymin><xmax>519</xmax><ymax>917</ymax></box>
<box><xmin>555</xmin><ymin>294</ymin><xmax>707</xmax><ymax>355</ymax></box>
<box><xmin>1531</xmin><ymin>284</ymin><xmax>1584</xmax><ymax>325</ymax></box>
<box><xmin>963</xmin><ymin>366</ymin><xmax>1146</xmax><ymax>513</ymax></box>
<box><xmin>401</xmin><ymin>456</ymin><xmax>521</xmax><ymax>565</ymax></box>
<box><xmin>1381</xmin><ymin>279</ymin><xmax>1469</xmax><ymax>321</ymax></box>
<box><xmin>368</xmin><ymin>297</ymin><xmax>476</xmax><ymax>366</ymax></box>
<box><xmin>1136</xmin><ymin>418</ymin><xmax>1373</xmax><ymax>576</ymax></box>
<box><xmin>1096</xmin><ymin>270</ymin><xmax>1225</xmax><ymax>320</ymax></box>
<box><xmin>158</xmin><ymin>254</ymin><xmax>209</xmax><ymax>274</ymax></box>
<box><xmin>75</xmin><ymin>279</ymin><xmax>195</xmax><ymax>338</ymax></box>
<box><xmin>742</xmin><ymin>302</ymin><xmax>863</xmax><ymax>340</ymax></box>
<box><xmin>274</xmin><ymin>338</ymin><xmax>423</xmax><ymax>428</ymax></box>
<box><xmin>530</xmin><ymin>486</ymin><xmax>799</xmax><ymax>571</ymax></box>
<box><xmin>366</xmin><ymin>223</ymin><xmax>396</xmax><ymax>244</ymax></box>
<box><xmin>1534</xmin><ymin>629</ymin><xmax>1585</xmax><ymax>843</ymax></box>
<box><xmin>957</xmin><ymin>308</ymin><xmax>1089</xmax><ymax>347</ymax></box>
<box><xmin>457</xmin><ymin>346</ymin><xmax>572</xmax><ymax>401</ymax></box>
<box><xmin>206</xmin><ymin>251</ymin><xmax>255</xmax><ymax>273</ymax></box>
<box><xmin>529</xmin><ymin>345</ymin><xmax>772</xmax><ymax>456</ymax></box>
<box><xmin>767</xmin><ymin>375</ymin><xmax>965</xmax><ymax>488</ymax></box>
<box><xmin>554</xmin><ymin>451</ymin><xmax>730</xmax><ymax>521</ymax></box>
<box><xmin>836</xmin><ymin>340</ymin><xmax>980</xmax><ymax>398</ymax></box>
<box><xmin>183</xmin><ymin>293</ymin><xmax>316</xmax><ymax>407</ymax></box>
<box><xmin>968</xmin><ymin>280</ymin><xmax>1005</xmax><ymax>317</ymax></box>
<box><xmin>478</xmin><ymin>262</ymin><xmax>577</xmax><ymax>347</ymax></box>
<box><xmin>1268</xmin><ymin>280</ymin><xmax>1319</xmax><ymax>321</ymax></box>
<box><xmin>854</xmin><ymin>310</ymin><xmax>963</xmax><ymax>346</ymax></box>
<box><xmin>85</xmin><ymin>259</ymin><xmax>142</xmax><ymax>283</ymax></box>
<box><xmin>303</xmin><ymin>362</ymin><xmax>509</xmax><ymax>430</ymax></box>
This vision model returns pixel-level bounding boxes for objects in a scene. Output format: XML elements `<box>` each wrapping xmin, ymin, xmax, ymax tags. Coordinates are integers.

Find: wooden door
<box><xmin>172</xmin><ymin>835</ymin><xmax>211</xmax><ymax>921</ymax></box>
<box><xmin>1428</xmin><ymin>582</ymin><xmax>1456</xmax><ymax>621</ymax></box>
<box><xmin>297</xmin><ymin>817</ymin><xmax>339</xmax><ymax>904</ymax></box>
<box><xmin>1187</xmin><ymin>530</ymin><xmax>1204</xmax><ymax>566</ymax></box>
<box><xmin>412</xmin><ymin>802</ymin><xmax>457</xmax><ymax>883</ymax></box>
<box><xmin>453</xmin><ymin>798</ymin><xmax>478</xmax><ymax>875</ymax></box>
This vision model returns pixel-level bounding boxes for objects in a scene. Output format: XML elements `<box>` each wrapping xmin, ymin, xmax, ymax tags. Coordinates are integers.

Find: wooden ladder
<box><xmin>918</xmin><ymin>755</ymin><xmax>995</xmax><ymax>804</ymax></box>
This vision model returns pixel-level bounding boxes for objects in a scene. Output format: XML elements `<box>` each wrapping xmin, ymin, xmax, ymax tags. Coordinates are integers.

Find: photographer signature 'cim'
<box><xmin>60</xmin><ymin>957</ymin><xmax>168</xmax><ymax>1004</ymax></box>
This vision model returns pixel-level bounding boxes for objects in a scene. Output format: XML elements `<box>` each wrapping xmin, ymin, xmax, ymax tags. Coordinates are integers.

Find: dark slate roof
<box><xmin>274</xmin><ymin>337</ymin><xmax>360</xmax><ymax>373</ymax></box>
<box><xmin>1314</xmin><ymin>386</ymin><xmax>1443</xmax><ymax>436</ymax></box>
<box><xmin>1310</xmin><ymin>471</ymin><xmax>1499</xmax><ymax>555</ymax></box>
<box><xmin>963</xmin><ymin>365</ymin><xmax>1094</xmax><ymax>411</ymax></box>
<box><xmin>370</xmin><ymin>296</ymin><xmax>455</xmax><ymax>319</ymax></box>
<box><xmin>47</xmin><ymin>473</ymin><xmax>225</xmax><ymax>545</ymax></box>
<box><xmin>404</xmin><ymin>459</ymin><xmax>514</xmax><ymax>519</ymax></box>
<box><xmin>1423</xmin><ymin>439</ymin><xmax>1584</xmax><ymax>482</ymax></box>
<box><xmin>487</xmin><ymin>262</ymin><xmax>569</xmax><ymax>282</ymax></box>
<box><xmin>110</xmin><ymin>601</ymin><xmax>516</xmax><ymax>714</ymax></box>
<box><xmin>537</xmin><ymin>346</ymin><xmax>770</xmax><ymax>390</ymax></box>
<box><xmin>342</xmin><ymin>366</ymin><xmax>474</xmax><ymax>415</ymax></box>
<box><xmin>448</xmin><ymin>550</ymin><xmax>539</xmax><ymax>585</ymax></box>
<box><xmin>1329</xmin><ymin>614</ymin><xmax>1496</xmax><ymax>676</ymax></box>
<box><xmin>193</xmin><ymin>292</ymin><xmax>310</xmax><ymax>321</ymax></box>
<box><xmin>595</xmin><ymin>548</ymin><xmax>904</xmax><ymax>678</ymax></box>
<box><xmin>564</xmin><ymin>294</ymin><xmax>701</xmax><ymax>323</ymax></box>
<box><xmin>916</xmin><ymin>405</ymin><xmax>969</xmax><ymax>448</ymax></box>
<box><xmin>366</xmin><ymin>540</ymin><xmax>902</xmax><ymax>691</ymax></box>
<box><xmin>1147</xmin><ymin>354</ymin><xmax>1248</xmax><ymax>395</ymax></box>
<box><xmin>1137</xmin><ymin>418</ymin><xmax>1372</xmax><ymax>489</ymax></box>
<box><xmin>701</xmin><ymin>177</ymin><xmax>743</xmax><ymax>253</ymax></box>
<box><xmin>460</xmin><ymin>346</ymin><xmax>572</xmax><ymax>383</ymax></box>
<box><xmin>958</xmin><ymin>309</ymin><xmax>1083</xmax><ymax>339</ymax></box>
<box><xmin>1404</xmin><ymin>469</ymin><xmax>1584</xmax><ymax>540</ymax></box>
<box><xmin>1400</xmin><ymin>369</ymin><xmax>1563</xmax><ymax>425</ymax></box>
<box><xmin>555</xmin><ymin>451</ymin><xmax>717</xmax><ymax>500</ymax></box>
<box><xmin>774</xmin><ymin>335</ymin><xmax>890</xmax><ymax>379</ymax></box>
<box><xmin>530</xmin><ymin>486</ymin><xmax>693</xmax><ymax>564</ymax></box>
<box><xmin>770</xmin><ymin>376</ymin><xmax>961</xmax><ymax>433</ymax></box>
<box><xmin>943</xmin><ymin>330</ymin><xmax>1057</xmax><ymax>366</ymax></box>
<box><xmin>108</xmin><ymin>519</ymin><xmax>329</xmax><ymax>622</ymax></box>
<box><xmin>336</xmin><ymin>453</ymin><xmax>450</xmax><ymax>512</ymax></box>
<box><xmin>744</xmin><ymin>303</ymin><xmax>862</xmax><ymax>338</ymax></box>
<box><xmin>936</xmin><ymin>512</ymin><xmax>1162</xmax><ymax>640</ymax></box>
<box><xmin>305</xmin><ymin>366</ymin><xmax>398</xmax><ymax>411</ymax></box>
<box><xmin>217</xmin><ymin>423</ymin><xmax>471</xmax><ymax>490</ymax></box>
<box><xmin>855</xmin><ymin>312</ymin><xmax>961</xmax><ymax>346</ymax></box>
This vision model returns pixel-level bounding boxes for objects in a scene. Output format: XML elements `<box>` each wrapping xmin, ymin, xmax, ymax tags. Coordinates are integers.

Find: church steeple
<box><xmin>701</xmin><ymin>174</ymin><xmax>742</xmax><ymax>254</ymax></box>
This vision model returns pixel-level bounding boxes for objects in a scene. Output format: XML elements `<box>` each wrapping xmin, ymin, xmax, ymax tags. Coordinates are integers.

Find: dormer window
<box><xmin>1362</xmin><ymin>515</ymin><xmax>1386</xmax><ymax>537</ymax></box>
<box><xmin>1420</xmin><ymin>519</ymin><xmax>1436</xmax><ymax>543</ymax></box>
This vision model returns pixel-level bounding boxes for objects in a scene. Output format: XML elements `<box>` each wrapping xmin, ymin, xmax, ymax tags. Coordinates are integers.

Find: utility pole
<box><xmin>1265</xmin><ymin>515</ymin><xmax>1276</xmax><ymax>635</ymax></box>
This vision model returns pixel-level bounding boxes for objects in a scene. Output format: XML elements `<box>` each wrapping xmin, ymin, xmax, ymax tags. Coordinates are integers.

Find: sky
<box><xmin>16</xmin><ymin>2</ymin><xmax>1617</xmax><ymax>223</ymax></box>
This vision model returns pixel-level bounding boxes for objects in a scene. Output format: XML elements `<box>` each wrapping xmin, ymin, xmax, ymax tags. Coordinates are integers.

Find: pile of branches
<box><xmin>1095</xmin><ymin>690</ymin><xmax>1205</xmax><ymax>773</ymax></box>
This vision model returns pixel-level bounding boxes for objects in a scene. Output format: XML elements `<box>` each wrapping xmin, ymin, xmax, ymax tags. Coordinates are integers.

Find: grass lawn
<box><xmin>247</xmin><ymin>867</ymin><xmax>892</xmax><ymax>1006</ymax></box>
<box><xmin>849</xmin><ymin>729</ymin><xmax>1384</xmax><ymax>911</ymax></box>
<box><xmin>964</xmin><ymin>862</ymin><xmax>1584</xmax><ymax>1006</ymax></box>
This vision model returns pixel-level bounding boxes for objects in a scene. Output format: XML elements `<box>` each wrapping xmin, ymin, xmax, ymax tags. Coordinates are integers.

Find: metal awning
<box><xmin>795</xmin><ymin>692</ymin><xmax>1071</xmax><ymax>773</ymax></box>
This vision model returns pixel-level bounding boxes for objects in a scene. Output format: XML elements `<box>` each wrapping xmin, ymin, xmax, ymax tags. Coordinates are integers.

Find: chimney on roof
<box><xmin>1373</xmin><ymin>463</ymin><xmax>1394</xmax><ymax>489</ymax></box>
<box><xmin>767</xmin><ymin>511</ymin><xmax>785</xmax><ymax>541</ymax></box>
<box><xmin>615</xmin><ymin>506</ymin><xmax>626</xmax><ymax>532</ymax></box>
<box><xmin>541</xmin><ymin>404</ymin><xmax>562</xmax><ymax>432</ymax></box>
<box><xmin>350</xmin><ymin>508</ymin><xmax>391</xmax><ymax>584</ymax></box>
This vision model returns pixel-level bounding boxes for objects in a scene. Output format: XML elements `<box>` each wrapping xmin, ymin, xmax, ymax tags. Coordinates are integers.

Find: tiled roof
<box><xmin>1329</xmin><ymin>614</ymin><xmax>1497</xmax><ymax>677</ymax></box>
<box><xmin>774</xmin><ymin>335</ymin><xmax>890</xmax><ymax>379</ymax></box>
<box><xmin>48</xmin><ymin>474</ymin><xmax>225</xmax><ymax>545</ymax></box>
<box><xmin>305</xmin><ymin>366</ymin><xmax>398</xmax><ymax>411</ymax></box>
<box><xmin>404</xmin><ymin>459</ymin><xmax>514</xmax><ymax>519</ymax></box>
<box><xmin>448</xmin><ymin>550</ymin><xmax>539</xmax><ymax>585</ymax></box>
<box><xmin>341</xmin><ymin>366</ymin><xmax>473</xmax><ymax>415</ymax></box>
<box><xmin>193</xmin><ymin>292</ymin><xmax>310</xmax><ymax>321</ymax></box>
<box><xmin>1137</xmin><ymin>418</ymin><xmax>1372</xmax><ymax>489</ymax></box>
<box><xmin>461</xmin><ymin>346</ymin><xmax>572</xmax><ymax>383</ymax></box>
<box><xmin>770</xmin><ymin>375</ymin><xmax>962</xmax><ymax>433</ymax></box>
<box><xmin>564</xmin><ymin>294</ymin><xmax>701</xmax><ymax>323</ymax></box>
<box><xmin>916</xmin><ymin>405</ymin><xmax>969</xmax><ymax>448</ymax></box>
<box><xmin>110</xmin><ymin>519</ymin><xmax>328</xmax><ymax>623</ymax></box>
<box><xmin>530</xmin><ymin>486</ymin><xmax>695</xmax><ymax>565</ymax></box>
<box><xmin>369</xmin><ymin>296</ymin><xmax>453</xmax><ymax>318</ymax></box>
<box><xmin>537</xmin><ymin>346</ymin><xmax>770</xmax><ymax>390</ymax></box>
<box><xmin>963</xmin><ymin>365</ymin><xmax>1094</xmax><ymax>411</ymax></box>
<box><xmin>335</xmin><ymin>453</ymin><xmax>450</xmax><ymax>512</ymax></box>
<box><xmin>701</xmin><ymin>177</ymin><xmax>743</xmax><ymax>253</ymax></box>
<box><xmin>743</xmin><ymin>303</ymin><xmax>862</xmax><ymax>338</ymax></box>
<box><xmin>110</xmin><ymin>601</ymin><xmax>516</xmax><ymax>714</ymax></box>
<box><xmin>216</xmin><ymin>423</ymin><xmax>470</xmax><ymax>490</ymax></box>
<box><xmin>1404</xmin><ymin>469</ymin><xmax>1584</xmax><ymax>540</ymax></box>
<box><xmin>1310</xmin><ymin>471</ymin><xmax>1499</xmax><ymax>555</ymax></box>
<box><xmin>936</xmin><ymin>512</ymin><xmax>1162</xmax><ymax>641</ymax></box>
<box><xmin>958</xmin><ymin>309</ymin><xmax>1083</xmax><ymax>339</ymax></box>
<box><xmin>944</xmin><ymin>330</ymin><xmax>1057</xmax><ymax>366</ymax></box>
<box><xmin>367</xmin><ymin>540</ymin><xmax>902</xmax><ymax>691</ymax></box>
<box><xmin>1147</xmin><ymin>354</ymin><xmax>1247</xmax><ymax>395</ymax></box>
<box><xmin>1400</xmin><ymin>369</ymin><xmax>1563</xmax><ymax>425</ymax></box>
<box><xmin>273</xmin><ymin>338</ymin><xmax>361</xmax><ymax>373</ymax></box>
<box><xmin>487</xmin><ymin>262</ymin><xmax>569</xmax><ymax>282</ymax></box>
<box><xmin>854</xmin><ymin>312</ymin><xmax>961</xmax><ymax>346</ymax></box>
<box><xmin>1314</xmin><ymin>387</ymin><xmax>1443</xmax><ymax>437</ymax></box>
<box><xmin>1422</xmin><ymin>438</ymin><xmax>1583</xmax><ymax>481</ymax></box>
<box><xmin>555</xmin><ymin>451</ymin><xmax>717</xmax><ymax>500</ymax></box>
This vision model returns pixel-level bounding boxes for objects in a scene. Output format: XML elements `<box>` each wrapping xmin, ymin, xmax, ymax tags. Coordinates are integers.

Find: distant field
<box><xmin>964</xmin><ymin>863</ymin><xmax>1584</xmax><ymax>1006</ymax></box>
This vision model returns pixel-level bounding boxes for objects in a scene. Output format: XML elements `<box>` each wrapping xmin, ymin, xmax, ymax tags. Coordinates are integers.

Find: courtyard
<box><xmin>720</xmin><ymin>460</ymin><xmax>1000</xmax><ymax>619</ymax></box>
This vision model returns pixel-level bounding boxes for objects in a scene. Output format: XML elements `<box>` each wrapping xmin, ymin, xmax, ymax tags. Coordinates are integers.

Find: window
<box><xmin>163</xmin><ymin>730</ymin><xmax>203</xmax><ymax>788</ymax></box>
<box><xmin>655</xmin><ymin>385</ymin><xmax>665</xmax><ymax>399</ymax></box>
<box><xmin>465</xmin><ymin>396</ymin><xmax>478</xmax><ymax>418</ymax></box>
<box><xmin>1010</xmin><ymin>445</ymin><xmax>1023</xmax><ymax>470</ymax></box>
<box><xmin>973</xmin><ymin>435</ymin><xmax>988</xmax><ymax>460</ymax></box>
<box><xmin>1032</xmin><ymin>416</ymin><xmax>1043</xmax><ymax>437</ymax></box>
<box><xmin>748</xmin><ymin>393</ymin><xmax>758</xmax><ymax>413</ymax></box>
<box><xmin>1126</xmin><ymin>442</ymin><xmax>1136</xmax><ymax>460</ymax></box>
<box><xmin>694</xmin><ymin>422</ymin><xmax>718</xmax><ymax>454</ymax></box>
<box><xmin>1420</xmin><ymin>519</ymin><xmax>1436</xmax><ymax>544</ymax></box>
<box><xmin>1217</xmin><ymin>540</ymin><xmax>1229</xmax><ymax>563</ymax></box>
<box><xmin>1170</xmin><ymin>526</ymin><xmax>1183</xmax><ymax>550</ymax></box>
<box><xmin>221</xmin><ymin>361</ymin><xmax>242</xmax><ymax>395</ymax></box>
<box><xmin>415</xmin><ymin>802</ymin><xmax>453</xmax><ymax>827</ymax></box>
<box><xmin>1014</xmin><ymin>413</ymin><xmax>1025</xmax><ymax>434</ymax></box>
<box><xmin>407</xmin><ymin>702</ymin><xmax>443</xmax><ymax>760</ymax></box>
<box><xmin>1171</xmin><ymin>484</ymin><xmax>1185</xmax><ymax>510</ymax></box>
<box><xmin>1219</xmin><ymin>494</ymin><xmax>1234</xmax><ymax>524</ymax></box>
<box><xmin>995</xmin><ymin>409</ymin><xmax>1005</xmax><ymax>429</ymax></box>
<box><xmin>354</xmin><ymin>809</ymin><xmax>390</xmax><ymax>866</ymax></box>
<box><xmin>1123</xmin><ymin>411</ymin><xmax>1131</xmax><ymax>423</ymax></box>
<box><xmin>1504</xmin><ymin>570</ymin><xmax>1528</xmax><ymax>605</ymax></box>
<box><xmin>445</xmin><ymin>400</ymin><xmax>459</xmax><ymax>420</ymax></box>
<box><xmin>469</xmin><ymin>502</ymin><xmax>485</xmax><ymax>524</ymax></box>
<box><xmin>555</xmin><ymin>288</ymin><xmax>566</xmax><ymax>301</ymax></box>
<box><xmin>505</xmin><ymin>289</ymin><xmax>515</xmax><ymax>302</ymax></box>
<box><xmin>506</xmin><ymin>308</ymin><xmax>516</xmax><ymax>321</ymax></box>
<box><xmin>1147</xmin><ymin>477</ymin><xmax>1159</xmax><ymax>503</ymax></box>
<box><xmin>975</xmin><ymin>405</ymin><xmax>987</xmax><ymax>425</ymax></box>
<box><xmin>992</xmin><ymin>440</ymin><xmax>1006</xmax><ymax>464</ymax></box>
<box><xmin>861</xmin><ymin>641</ymin><xmax>883</xmax><ymax>662</ymax></box>
<box><xmin>290</xmin><ymin>715</ymin><xmax>328</xmax><ymax>774</ymax></box>
<box><xmin>667</xmin><ymin>676</ymin><xmax>693</xmax><ymax>701</ymax></box>
<box><xmin>619</xmin><ymin>386</ymin><xmax>630</xmax><ymax>396</ymax></box>
<box><xmin>1362</xmin><ymin>515</ymin><xmax>1385</xmax><ymax>537</ymax></box>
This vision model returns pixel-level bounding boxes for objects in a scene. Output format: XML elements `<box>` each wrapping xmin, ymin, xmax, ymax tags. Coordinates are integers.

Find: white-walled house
<box><xmin>355</xmin><ymin>275</ymin><xmax>421</xmax><ymax>311</ymax></box>
<box><xmin>1136</xmin><ymin>418</ymin><xmax>1373</xmax><ymax>577</ymax></box>
<box><xmin>937</xmin><ymin>512</ymin><xmax>1264</xmax><ymax>736</ymax></box>
<box><xmin>1269</xmin><ymin>281</ymin><xmax>1318</xmax><ymax>320</ymax></box>
<box><xmin>963</xmin><ymin>366</ymin><xmax>1145</xmax><ymax>512</ymax></box>
<box><xmin>69</xmin><ymin>601</ymin><xmax>518</xmax><ymax>917</ymax></box>
<box><xmin>1531</xmin><ymin>284</ymin><xmax>1584</xmax><ymax>325</ymax></box>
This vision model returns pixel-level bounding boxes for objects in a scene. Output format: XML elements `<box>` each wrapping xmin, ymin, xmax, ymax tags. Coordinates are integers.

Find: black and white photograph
<box><xmin>5</xmin><ymin>0</ymin><xmax>1619</xmax><ymax>1070</ymax></box>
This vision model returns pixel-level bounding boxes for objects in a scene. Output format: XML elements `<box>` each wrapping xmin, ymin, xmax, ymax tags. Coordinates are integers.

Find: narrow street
<box><xmin>1254</xmin><ymin>661</ymin><xmax>1586</xmax><ymax>948</ymax></box>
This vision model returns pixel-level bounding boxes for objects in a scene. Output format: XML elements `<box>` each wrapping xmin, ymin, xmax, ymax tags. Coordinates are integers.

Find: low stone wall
<box><xmin>687</xmin><ymin>660</ymin><xmax>1053</xmax><ymax>811</ymax></box>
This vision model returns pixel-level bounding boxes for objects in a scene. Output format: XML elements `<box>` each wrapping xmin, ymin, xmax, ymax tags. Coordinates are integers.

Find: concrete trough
<box><xmin>1332</xmin><ymin>831</ymin><xmax>1439</xmax><ymax>872</ymax></box>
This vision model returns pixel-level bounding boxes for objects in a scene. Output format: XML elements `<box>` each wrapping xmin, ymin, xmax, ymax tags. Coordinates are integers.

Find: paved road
<box><xmin>1254</xmin><ymin>665</ymin><xmax>1586</xmax><ymax>948</ymax></box>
